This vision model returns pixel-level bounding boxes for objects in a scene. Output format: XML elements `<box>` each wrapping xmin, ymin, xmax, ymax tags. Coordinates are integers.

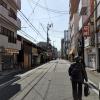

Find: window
<box><xmin>9</xmin><ymin>8</ymin><xmax>17</xmax><ymax>20</ymax></box>
<box><xmin>0</xmin><ymin>26</ymin><xmax>16</xmax><ymax>43</ymax></box>
<box><xmin>0</xmin><ymin>0</ymin><xmax>7</xmax><ymax>9</ymax></box>
<box><xmin>1</xmin><ymin>26</ymin><xmax>4</xmax><ymax>34</ymax></box>
<box><xmin>1</xmin><ymin>26</ymin><xmax>8</xmax><ymax>36</ymax></box>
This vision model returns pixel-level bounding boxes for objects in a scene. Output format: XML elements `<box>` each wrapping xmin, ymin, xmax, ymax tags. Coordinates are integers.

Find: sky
<box><xmin>18</xmin><ymin>0</ymin><xmax>69</xmax><ymax>51</ymax></box>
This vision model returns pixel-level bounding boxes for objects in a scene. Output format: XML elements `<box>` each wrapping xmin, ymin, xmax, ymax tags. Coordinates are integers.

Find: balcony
<box><xmin>8</xmin><ymin>0</ymin><xmax>21</xmax><ymax>10</ymax></box>
<box><xmin>79</xmin><ymin>15</ymin><xmax>88</xmax><ymax>30</ymax></box>
<box><xmin>70</xmin><ymin>13</ymin><xmax>80</xmax><ymax>37</ymax></box>
<box><xmin>0</xmin><ymin>34</ymin><xmax>8</xmax><ymax>48</ymax></box>
<box><xmin>0</xmin><ymin>5</ymin><xmax>21</xmax><ymax>30</ymax></box>
<box><xmin>0</xmin><ymin>34</ymin><xmax>21</xmax><ymax>50</ymax></box>
<box><xmin>85</xmin><ymin>36</ymin><xmax>95</xmax><ymax>47</ymax></box>
<box><xmin>79</xmin><ymin>0</ymin><xmax>87</xmax><ymax>15</ymax></box>
<box><xmin>8</xmin><ymin>41</ymin><xmax>21</xmax><ymax>50</ymax></box>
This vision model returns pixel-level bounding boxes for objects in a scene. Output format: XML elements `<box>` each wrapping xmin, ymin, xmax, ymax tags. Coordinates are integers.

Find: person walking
<box><xmin>68</xmin><ymin>56</ymin><xmax>88</xmax><ymax>100</ymax></box>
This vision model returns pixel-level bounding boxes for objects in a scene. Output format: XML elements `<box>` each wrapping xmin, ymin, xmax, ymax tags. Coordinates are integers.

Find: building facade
<box><xmin>69</xmin><ymin>0</ymin><xmax>80</xmax><ymax>61</ymax></box>
<box><xmin>61</xmin><ymin>38</ymin><xmax>65</xmax><ymax>59</ymax></box>
<box><xmin>69</xmin><ymin>0</ymin><xmax>100</xmax><ymax>70</ymax></box>
<box><xmin>0</xmin><ymin>0</ymin><xmax>21</xmax><ymax>71</ymax></box>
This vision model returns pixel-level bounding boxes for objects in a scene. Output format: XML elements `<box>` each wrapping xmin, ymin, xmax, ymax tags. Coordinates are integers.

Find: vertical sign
<box><xmin>83</xmin><ymin>26</ymin><xmax>90</xmax><ymax>37</ymax></box>
<box><xmin>90</xmin><ymin>0</ymin><xmax>94</xmax><ymax>14</ymax></box>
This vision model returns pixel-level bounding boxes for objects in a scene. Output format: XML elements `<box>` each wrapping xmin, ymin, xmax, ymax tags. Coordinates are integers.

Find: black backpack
<box><xmin>71</xmin><ymin>63</ymin><xmax>83</xmax><ymax>81</ymax></box>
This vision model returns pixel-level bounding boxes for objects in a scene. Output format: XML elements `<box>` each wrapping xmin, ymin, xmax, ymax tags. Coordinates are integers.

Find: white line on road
<box><xmin>88</xmin><ymin>79</ymin><xmax>99</xmax><ymax>95</ymax></box>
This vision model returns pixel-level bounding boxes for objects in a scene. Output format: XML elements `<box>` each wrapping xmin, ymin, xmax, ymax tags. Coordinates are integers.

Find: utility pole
<box><xmin>67</xmin><ymin>30</ymin><xmax>69</xmax><ymax>59</ymax></box>
<box><xmin>52</xmin><ymin>41</ymin><xmax>55</xmax><ymax>59</ymax></box>
<box><xmin>47</xmin><ymin>23</ymin><xmax>53</xmax><ymax>49</ymax></box>
<box><xmin>94</xmin><ymin>0</ymin><xmax>100</xmax><ymax>72</ymax></box>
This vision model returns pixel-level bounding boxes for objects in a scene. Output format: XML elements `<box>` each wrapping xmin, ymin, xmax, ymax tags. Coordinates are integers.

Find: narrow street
<box><xmin>0</xmin><ymin>60</ymin><xmax>98</xmax><ymax>100</ymax></box>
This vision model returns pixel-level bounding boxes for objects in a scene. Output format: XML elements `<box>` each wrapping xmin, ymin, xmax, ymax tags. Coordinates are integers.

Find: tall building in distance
<box><xmin>61</xmin><ymin>30</ymin><xmax>70</xmax><ymax>59</ymax></box>
<box><xmin>0</xmin><ymin>0</ymin><xmax>21</xmax><ymax>71</ymax></box>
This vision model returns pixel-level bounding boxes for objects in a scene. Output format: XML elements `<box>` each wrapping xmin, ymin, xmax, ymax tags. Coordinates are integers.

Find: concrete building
<box><xmin>78</xmin><ymin>0</ymin><xmax>90</xmax><ymax>66</ymax></box>
<box><xmin>78</xmin><ymin>0</ymin><xmax>100</xmax><ymax>69</ymax></box>
<box><xmin>0</xmin><ymin>0</ymin><xmax>21</xmax><ymax>71</ymax></box>
<box><xmin>52</xmin><ymin>46</ymin><xmax>58</xmax><ymax>59</ymax></box>
<box><xmin>69</xmin><ymin>0</ymin><xmax>100</xmax><ymax>70</ymax></box>
<box><xmin>85</xmin><ymin>0</ymin><xmax>100</xmax><ymax>70</ymax></box>
<box><xmin>61</xmin><ymin>30</ymin><xmax>70</xmax><ymax>59</ymax></box>
<box><xmin>61</xmin><ymin>38</ymin><xmax>65</xmax><ymax>59</ymax></box>
<box><xmin>37</xmin><ymin>42</ymin><xmax>52</xmax><ymax>62</ymax></box>
<box><xmin>69</xmin><ymin>0</ymin><xmax>80</xmax><ymax>60</ymax></box>
<box><xmin>64</xmin><ymin>30</ymin><xmax>70</xmax><ymax>59</ymax></box>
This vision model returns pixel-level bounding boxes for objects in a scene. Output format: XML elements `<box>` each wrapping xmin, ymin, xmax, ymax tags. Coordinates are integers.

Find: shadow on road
<box><xmin>0</xmin><ymin>83</ymin><xmax>21</xmax><ymax>100</ymax></box>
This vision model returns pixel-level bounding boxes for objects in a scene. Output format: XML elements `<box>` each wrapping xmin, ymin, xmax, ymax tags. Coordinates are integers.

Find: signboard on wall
<box><xmin>32</xmin><ymin>48</ymin><xmax>38</xmax><ymax>56</ymax></box>
<box><xmin>90</xmin><ymin>0</ymin><xmax>94</xmax><ymax>14</ymax></box>
<box><xmin>83</xmin><ymin>26</ymin><xmax>90</xmax><ymax>37</ymax></box>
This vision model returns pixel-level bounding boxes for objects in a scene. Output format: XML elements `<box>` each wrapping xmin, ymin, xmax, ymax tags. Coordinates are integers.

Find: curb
<box><xmin>88</xmin><ymin>80</ymin><xmax>99</xmax><ymax>95</ymax></box>
<box><xmin>0</xmin><ymin>76</ymin><xmax>20</xmax><ymax>90</ymax></box>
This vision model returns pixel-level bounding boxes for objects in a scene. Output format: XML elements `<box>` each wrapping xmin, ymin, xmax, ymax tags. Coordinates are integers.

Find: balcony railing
<box><xmin>79</xmin><ymin>0</ymin><xmax>87</xmax><ymax>15</ymax></box>
<box><xmin>0</xmin><ymin>5</ymin><xmax>21</xmax><ymax>30</ymax></box>
<box><xmin>0</xmin><ymin>34</ymin><xmax>21</xmax><ymax>50</ymax></box>
<box><xmin>9</xmin><ymin>0</ymin><xmax>21</xmax><ymax>10</ymax></box>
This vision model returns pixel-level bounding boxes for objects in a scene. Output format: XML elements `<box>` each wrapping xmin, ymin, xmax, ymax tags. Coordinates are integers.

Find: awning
<box><xmin>69</xmin><ymin>48</ymin><xmax>75</xmax><ymax>55</ymax></box>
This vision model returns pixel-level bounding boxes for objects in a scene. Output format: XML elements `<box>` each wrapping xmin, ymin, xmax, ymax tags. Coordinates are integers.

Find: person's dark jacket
<box><xmin>68</xmin><ymin>62</ymin><xmax>88</xmax><ymax>83</ymax></box>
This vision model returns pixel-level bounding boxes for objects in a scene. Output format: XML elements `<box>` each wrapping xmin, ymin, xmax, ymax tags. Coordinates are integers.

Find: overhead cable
<box><xmin>18</xmin><ymin>10</ymin><xmax>46</xmax><ymax>41</ymax></box>
<box><xmin>44</xmin><ymin>0</ymin><xmax>52</xmax><ymax>23</ymax></box>
<box><xmin>32</xmin><ymin>14</ymin><xmax>65</xmax><ymax>20</ymax></box>
<box><xmin>30</xmin><ymin>0</ymin><xmax>68</xmax><ymax>14</ymax></box>
<box><xmin>40</xmin><ymin>23</ymin><xmax>47</xmax><ymax>34</ymax></box>
<box><xmin>27</xmin><ymin>0</ymin><xmax>41</xmax><ymax>18</ymax></box>
<box><xmin>19</xmin><ymin>30</ymin><xmax>38</xmax><ymax>42</ymax></box>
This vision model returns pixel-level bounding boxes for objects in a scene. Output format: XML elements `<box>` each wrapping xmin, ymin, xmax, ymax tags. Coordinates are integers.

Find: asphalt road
<box><xmin>0</xmin><ymin>60</ymin><xmax>99</xmax><ymax>100</ymax></box>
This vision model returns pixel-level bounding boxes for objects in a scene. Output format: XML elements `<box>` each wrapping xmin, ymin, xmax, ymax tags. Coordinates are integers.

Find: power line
<box><xmin>19</xmin><ymin>12</ymin><xmax>39</xmax><ymax>36</ymax></box>
<box><xmin>28</xmin><ymin>0</ymin><xmax>41</xmax><ymax>19</ymax></box>
<box><xmin>39</xmin><ymin>25</ymin><xmax>64</xmax><ymax>33</ymax></box>
<box><xmin>18</xmin><ymin>30</ymin><xmax>38</xmax><ymax>42</ymax></box>
<box><xmin>18</xmin><ymin>12</ymin><xmax>39</xmax><ymax>40</ymax></box>
<box><xmin>27</xmin><ymin>0</ymin><xmax>34</xmax><ymax>11</ymax></box>
<box><xmin>30</xmin><ymin>0</ymin><xmax>68</xmax><ymax>14</ymax></box>
<box><xmin>18</xmin><ymin>10</ymin><xmax>47</xmax><ymax>41</ymax></box>
<box><xmin>40</xmin><ymin>23</ymin><xmax>47</xmax><ymax>34</ymax></box>
<box><xmin>44</xmin><ymin>0</ymin><xmax>52</xmax><ymax>23</ymax></box>
<box><xmin>51</xmin><ymin>30</ymin><xmax>64</xmax><ymax>33</ymax></box>
<box><xmin>31</xmin><ymin>14</ymin><xmax>66</xmax><ymax>20</ymax></box>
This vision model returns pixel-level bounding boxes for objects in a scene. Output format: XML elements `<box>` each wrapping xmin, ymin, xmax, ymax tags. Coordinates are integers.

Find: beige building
<box><xmin>69</xmin><ymin>0</ymin><xmax>80</xmax><ymax>59</ymax></box>
<box><xmin>0</xmin><ymin>0</ymin><xmax>21</xmax><ymax>71</ymax></box>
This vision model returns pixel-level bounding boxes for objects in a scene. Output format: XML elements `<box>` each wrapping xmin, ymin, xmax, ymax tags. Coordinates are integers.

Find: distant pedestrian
<box><xmin>68</xmin><ymin>56</ymin><xmax>88</xmax><ymax>100</ymax></box>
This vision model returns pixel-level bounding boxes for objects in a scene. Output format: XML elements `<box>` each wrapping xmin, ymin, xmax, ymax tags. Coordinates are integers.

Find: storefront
<box><xmin>23</xmin><ymin>42</ymin><xmax>32</xmax><ymax>70</ymax></box>
<box><xmin>32</xmin><ymin>47</ymin><xmax>38</xmax><ymax>67</ymax></box>
<box><xmin>88</xmin><ymin>54</ymin><xmax>96</xmax><ymax>69</ymax></box>
<box><xmin>85</xmin><ymin>48</ymin><xmax>96</xmax><ymax>69</ymax></box>
<box><xmin>2</xmin><ymin>48</ymin><xmax>19</xmax><ymax>70</ymax></box>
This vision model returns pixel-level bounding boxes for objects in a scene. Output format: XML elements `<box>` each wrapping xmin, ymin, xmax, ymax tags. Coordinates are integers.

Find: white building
<box><xmin>0</xmin><ymin>0</ymin><xmax>21</xmax><ymax>71</ymax></box>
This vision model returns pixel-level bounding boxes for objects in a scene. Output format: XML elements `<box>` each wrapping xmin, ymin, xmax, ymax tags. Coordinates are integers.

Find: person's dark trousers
<box><xmin>72</xmin><ymin>81</ymin><xmax>82</xmax><ymax>100</ymax></box>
